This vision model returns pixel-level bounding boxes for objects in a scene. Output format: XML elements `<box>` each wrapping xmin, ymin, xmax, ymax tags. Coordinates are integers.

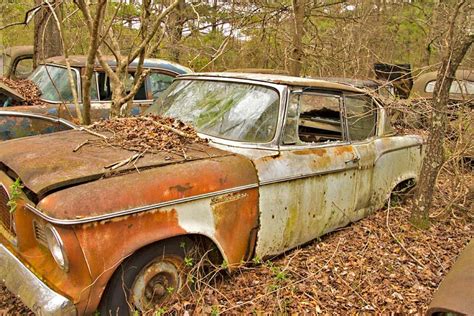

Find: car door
<box><xmin>343</xmin><ymin>92</ymin><xmax>378</xmax><ymax>219</ymax></box>
<box><xmin>254</xmin><ymin>89</ymin><xmax>362</xmax><ymax>257</ymax></box>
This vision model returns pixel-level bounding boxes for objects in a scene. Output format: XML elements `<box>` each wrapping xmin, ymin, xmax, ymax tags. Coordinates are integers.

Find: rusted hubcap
<box><xmin>131</xmin><ymin>257</ymin><xmax>182</xmax><ymax>311</ymax></box>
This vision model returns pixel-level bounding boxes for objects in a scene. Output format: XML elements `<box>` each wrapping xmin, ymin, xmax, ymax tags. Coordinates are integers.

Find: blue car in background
<box><xmin>0</xmin><ymin>55</ymin><xmax>192</xmax><ymax>140</ymax></box>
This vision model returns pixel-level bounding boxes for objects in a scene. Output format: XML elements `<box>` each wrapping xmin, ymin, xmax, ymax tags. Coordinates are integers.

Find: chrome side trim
<box><xmin>259</xmin><ymin>165</ymin><xmax>359</xmax><ymax>185</ymax></box>
<box><xmin>26</xmin><ymin>183</ymin><xmax>259</xmax><ymax>225</ymax></box>
<box><xmin>0</xmin><ymin>244</ymin><xmax>77</xmax><ymax>315</ymax></box>
<box><xmin>0</xmin><ymin>110</ymin><xmax>78</xmax><ymax>129</ymax></box>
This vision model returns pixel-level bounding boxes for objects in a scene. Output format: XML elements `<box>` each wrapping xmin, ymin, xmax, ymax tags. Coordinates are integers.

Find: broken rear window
<box><xmin>147</xmin><ymin>79</ymin><xmax>280</xmax><ymax>143</ymax></box>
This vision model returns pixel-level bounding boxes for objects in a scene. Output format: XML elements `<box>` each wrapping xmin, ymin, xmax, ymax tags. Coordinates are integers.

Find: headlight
<box><xmin>45</xmin><ymin>224</ymin><xmax>69</xmax><ymax>271</ymax></box>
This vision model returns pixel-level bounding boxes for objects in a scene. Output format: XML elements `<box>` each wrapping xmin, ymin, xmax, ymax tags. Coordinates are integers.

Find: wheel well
<box><xmin>390</xmin><ymin>178</ymin><xmax>416</xmax><ymax>201</ymax></box>
<box><xmin>97</xmin><ymin>234</ymin><xmax>225</xmax><ymax>310</ymax></box>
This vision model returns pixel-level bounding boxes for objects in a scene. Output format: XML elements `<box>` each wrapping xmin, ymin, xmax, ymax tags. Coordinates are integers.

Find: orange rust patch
<box><xmin>74</xmin><ymin>208</ymin><xmax>186</xmax><ymax>313</ymax></box>
<box><xmin>212</xmin><ymin>189</ymin><xmax>259</xmax><ymax>264</ymax></box>
<box><xmin>293</xmin><ymin>148</ymin><xmax>327</xmax><ymax>156</ymax></box>
<box><xmin>335</xmin><ymin>146</ymin><xmax>353</xmax><ymax>155</ymax></box>
<box><xmin>312</xmin><ymin>155</ymin><xmax>332</xmax><ymax>169</ymax></box>
<box><xmin>3</xmin><ymin>207</ymin><xmax>92</xmax><ymax>312</ymax></box>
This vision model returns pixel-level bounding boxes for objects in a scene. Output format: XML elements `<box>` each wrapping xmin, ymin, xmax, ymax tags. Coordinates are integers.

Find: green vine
<box><xmin>7</xmin><ymin>178</ymin><xmax>23</xmax><ymax>214</ymax></box>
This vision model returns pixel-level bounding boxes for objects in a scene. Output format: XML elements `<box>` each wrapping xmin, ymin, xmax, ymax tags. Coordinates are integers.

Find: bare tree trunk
<box><xmin>168</xmin><ymin>0</ymin><xmax>186</xmax><ymax>62</ymax></box>
<box><xmin>290</xmin><ymin>0</ymin><xmax>305</xmax><ymax>76</ymax></box>
<box><xmin>411</xmin><ymin>0</ymin><xmax>473</xmax><ymax>228</ymax></box>
<box><xmin>33</xmin><ymin>0</ymin><xmax>63</xmax><ymax>67</ymax></box>
<box><xmin>75</xmin><ymin>0</ymin><xmax>107</xmax><ymax>125</ymax></box>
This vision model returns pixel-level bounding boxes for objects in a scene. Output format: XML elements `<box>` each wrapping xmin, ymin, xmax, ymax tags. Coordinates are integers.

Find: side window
<box><xmin>425</xmin><ymin>79</ymin><xmax>474</xmax><ymax>94</ymax></box>
<box><xmin>345</xmin><ymin>94</ymin><xmax>376</xmax><ymax>141</ymax></box>
<box><xmin>149</xmin><ymin>72</ymin><xmax>174</xmax><ymax>98</ymax></box>
<box><xmin>283</xmin><ymin>92</ymin><xmax>343</xmax><ymax>144</ymax></box>
<box><xmin>96</xmin><ymin>72</ymin><xmax>147</xmax><ymax>101</ymax></box>
<box><xmin>89</xmin><ymin>72</ymin><xmax>99</xmax><ymax>101</ymax></box>
<box><xmin>97</xmin><ymin>72</ymin><xmax>112</xmax><ymax>100</ymax></box>
<box><xmin>0</xmin><ymin>116</ymin><xmax>72</xmax><ymax>141</ymax></box>
<box><xmin>14</xmin><ymin>57</ymin><xmax>34</xmax><ymax>79</ymax></box>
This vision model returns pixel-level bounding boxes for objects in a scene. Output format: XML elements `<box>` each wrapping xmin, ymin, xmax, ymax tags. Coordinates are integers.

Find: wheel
<box><xmin>99</xmin><ymin>238</ymin><xmax>192</xmax><ymax>315</ymax></box>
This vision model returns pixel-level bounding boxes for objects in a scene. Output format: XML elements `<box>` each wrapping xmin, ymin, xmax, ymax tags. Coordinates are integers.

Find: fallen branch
<box><xmin>79</xmin><ymin>127</ymin><xmax>108</xmax><ymax>140</ymax></box>
<box><xmin>386</xmin><ymin>203</ymin><xmax>425</xmax><ymax>268</ymax></box>
<box><xmin>140</xmin><ymin>117</ymin><xmax>194</xmax><ymax>139</ymax></box>
<box><xmin>105</xmin><ymin>152</ymin><xmax>144</xmax><ymax>170</ymax></box>
<box><xmin>73</xmin><ymin>140</ymin><xmax>89</xmax><ymax>152</ymax></box>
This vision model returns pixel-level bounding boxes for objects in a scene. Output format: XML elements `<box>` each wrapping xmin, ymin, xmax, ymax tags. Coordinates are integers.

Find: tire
<box><xmin>99</xmin><ymin>237</ymin><xmax>192</xmax><ymax>315</ymax></box>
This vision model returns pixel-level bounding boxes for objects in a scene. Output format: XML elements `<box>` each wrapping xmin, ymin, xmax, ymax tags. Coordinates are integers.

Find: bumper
<box><xmin>0</xmin><ymin>244</ymin><xmax>77</xmax><ymax>315</ymax></box>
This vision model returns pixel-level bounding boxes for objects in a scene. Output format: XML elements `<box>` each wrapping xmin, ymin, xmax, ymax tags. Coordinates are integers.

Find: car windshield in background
<box><xmin>425</xmin><ymin>79</ymin><xmax>474</xmax><ymax>95</ymax></box>
<box><xmin>29</xmin><ymin>65</ymin><xmax>77</xmax><ymax>102</ymax></box>
<box><xmin>147</xmin><ymin>79</ymin><xmax>280</xmax><ymax>143</ymax></box>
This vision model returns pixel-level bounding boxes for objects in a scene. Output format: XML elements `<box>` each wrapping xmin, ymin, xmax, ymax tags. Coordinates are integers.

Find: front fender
<box><xmin>73</xmin><ymin>186</ymin><xmax>259</xmax><ymax>314</ymax></box>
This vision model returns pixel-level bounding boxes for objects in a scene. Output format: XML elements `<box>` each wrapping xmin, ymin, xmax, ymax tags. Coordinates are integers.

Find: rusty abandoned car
<box><xmin>0</xmin><ymin>73</ymin><xmax>423</xmax><ymax>314</ymax></box>
<box><xmin>427</xmin><ymin>239</ymin><xmax>474</xmax><ymax>316</ymax></box>
<box><xmin>1</xmin><ymin>45</ymin><xmax>34</xmax><ymax>80</ymax></box>
<box><xmin>0</xmin><ymin>111</ymin><xmax>77</xmax><ymax>141</ymax></box>
<box><xmin>0</xmin><ymin>55</ymin><xmax>191</xmax><ymax>141</ymax></box>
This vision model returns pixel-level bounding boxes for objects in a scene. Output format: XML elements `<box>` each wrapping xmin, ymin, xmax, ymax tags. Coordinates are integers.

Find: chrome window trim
<box><xmin>0</xmin><ymin>111</ymin><xmax>78</xmax><ymax>129</ymax></box>
<box><xmin>168</xmin><ymin>76</ymin><xmax>288</xmax><ymax>150</ymax></box>
<box><xmin>25</xmin><ymin>183</ymin><xmax>259</xmax><ymax>225</ymax></box>
<box><xmin>278</xmin><ymin>88</ymin><xmax>350</xmax><ymax>150</ymax></box>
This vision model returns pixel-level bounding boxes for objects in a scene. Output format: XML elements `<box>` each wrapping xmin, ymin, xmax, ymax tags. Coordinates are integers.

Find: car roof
<box><xmin>411</xmin><ymin>69</ymin><xmax>474</xmax><ymax>98</ymax></box>
<box><xmin>3</xmin><ymin>45</ymin><xmax>34</xmax><ymax>58</ymax></box>
<box><xmin>180</xmin><ymin>72</ymin><xmax>366</xmax><ymax>93</ymax></box>
<box><xmin>314</xmin><ymin>77</ymin><xmax>389</xmax><ymax>89</ymax></box>
<box><xmin>44</xmin><ymin>55</ymin><xmax>192</xmax><ymax>75</ymax></box>
<box><xmin>415</xmin><ymin>69</ymin><xmax>474</xmax><ymax>83</ymax></box>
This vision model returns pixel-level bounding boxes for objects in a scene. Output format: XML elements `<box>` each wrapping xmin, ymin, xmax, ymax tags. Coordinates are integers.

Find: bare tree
<box><xmin>411</xmin><ymin>0</ymin><xmax>473</xmax><ymax>228</ymax></box>
<box><xmin>74</xmin><ymin>0</ymin><xmax>179</xmax><ymax>123</ymax></box>
<box><xmin>167</xmin><ymin>0</ymin><xmax>186</xmax><ymax>62</ymax></box>
<box><xmin>289</xmin><ymin>0</ymin><xmax>305</xmax><ymax>76</ymax></box>
<box><xmin>33</xmin><ymin>0</ymin><xmax>63</xmax><ymax>67</ymax></box>
<box><xmin>73</xmin><ymin>0</ymin><xmax>107</xmax><ymax>125</ymax></box>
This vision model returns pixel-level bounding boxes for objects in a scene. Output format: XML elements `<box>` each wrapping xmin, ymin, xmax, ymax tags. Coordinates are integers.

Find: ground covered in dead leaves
<box><xmin>181</xmin><ymin>206</ymin><xmax>472</xmax><ymax>315</ymax></box>
<box><xmin>2</xmin><ymin>199</ymin><xmax>471</xmax><ymax>315</ymax></box>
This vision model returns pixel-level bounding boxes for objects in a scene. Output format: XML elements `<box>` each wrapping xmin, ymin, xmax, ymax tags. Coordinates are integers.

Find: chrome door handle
<box><xmin>345</xmin><ymin>155</ymin><xmax>360</xmax><ymax>164</ymax></box>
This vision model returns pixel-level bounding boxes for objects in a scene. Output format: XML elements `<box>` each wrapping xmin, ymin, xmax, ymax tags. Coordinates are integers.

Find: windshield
<box><xmin>29</xmin><ymin>65</ymin><xmax>77</xmax><ymax>102</ymax></box>
<box><xmin>425</xmin><ymin>79</ymin><xmax>474</xmax><ymax>95</ymax></box>
<box><xmin>146</xmin><ymin>79</ymin><xmax>280</xmax><ymax>143</ymax></box>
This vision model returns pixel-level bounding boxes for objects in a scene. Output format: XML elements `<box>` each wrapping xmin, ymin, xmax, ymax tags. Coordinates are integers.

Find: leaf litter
<box><xmin>0</xmin><ymin>77</ymin><xmax>45</xmax><ymax>106</ymax></box>
<box><xmin>74</xmin><ymin>115</ymin><xmax>208</xmax><ymax>169</ymax></box>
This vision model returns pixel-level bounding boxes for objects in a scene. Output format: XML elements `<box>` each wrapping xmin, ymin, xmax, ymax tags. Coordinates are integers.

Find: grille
<box><xmin>33</xmin><ymin>221</ymin><xmax>48</xmax><ymax>246</ymax></box>
<box><xmin>0</xmin><ymin>184</ymin><xmax>15</xmax><ymax>236</ymax></box>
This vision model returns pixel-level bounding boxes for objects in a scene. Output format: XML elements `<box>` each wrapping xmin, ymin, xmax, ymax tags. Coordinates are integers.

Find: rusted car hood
<box><xmin>0</xmin><ymin>129</ymin><xmax>232</xmax><ymax>198</ymax></box>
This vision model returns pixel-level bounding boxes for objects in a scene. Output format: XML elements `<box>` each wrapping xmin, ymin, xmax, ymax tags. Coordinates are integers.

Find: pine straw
<box><xmin>0</xmin><ymin>77</ymin><xmax>45</xmax><ymax>106</ymax></box>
